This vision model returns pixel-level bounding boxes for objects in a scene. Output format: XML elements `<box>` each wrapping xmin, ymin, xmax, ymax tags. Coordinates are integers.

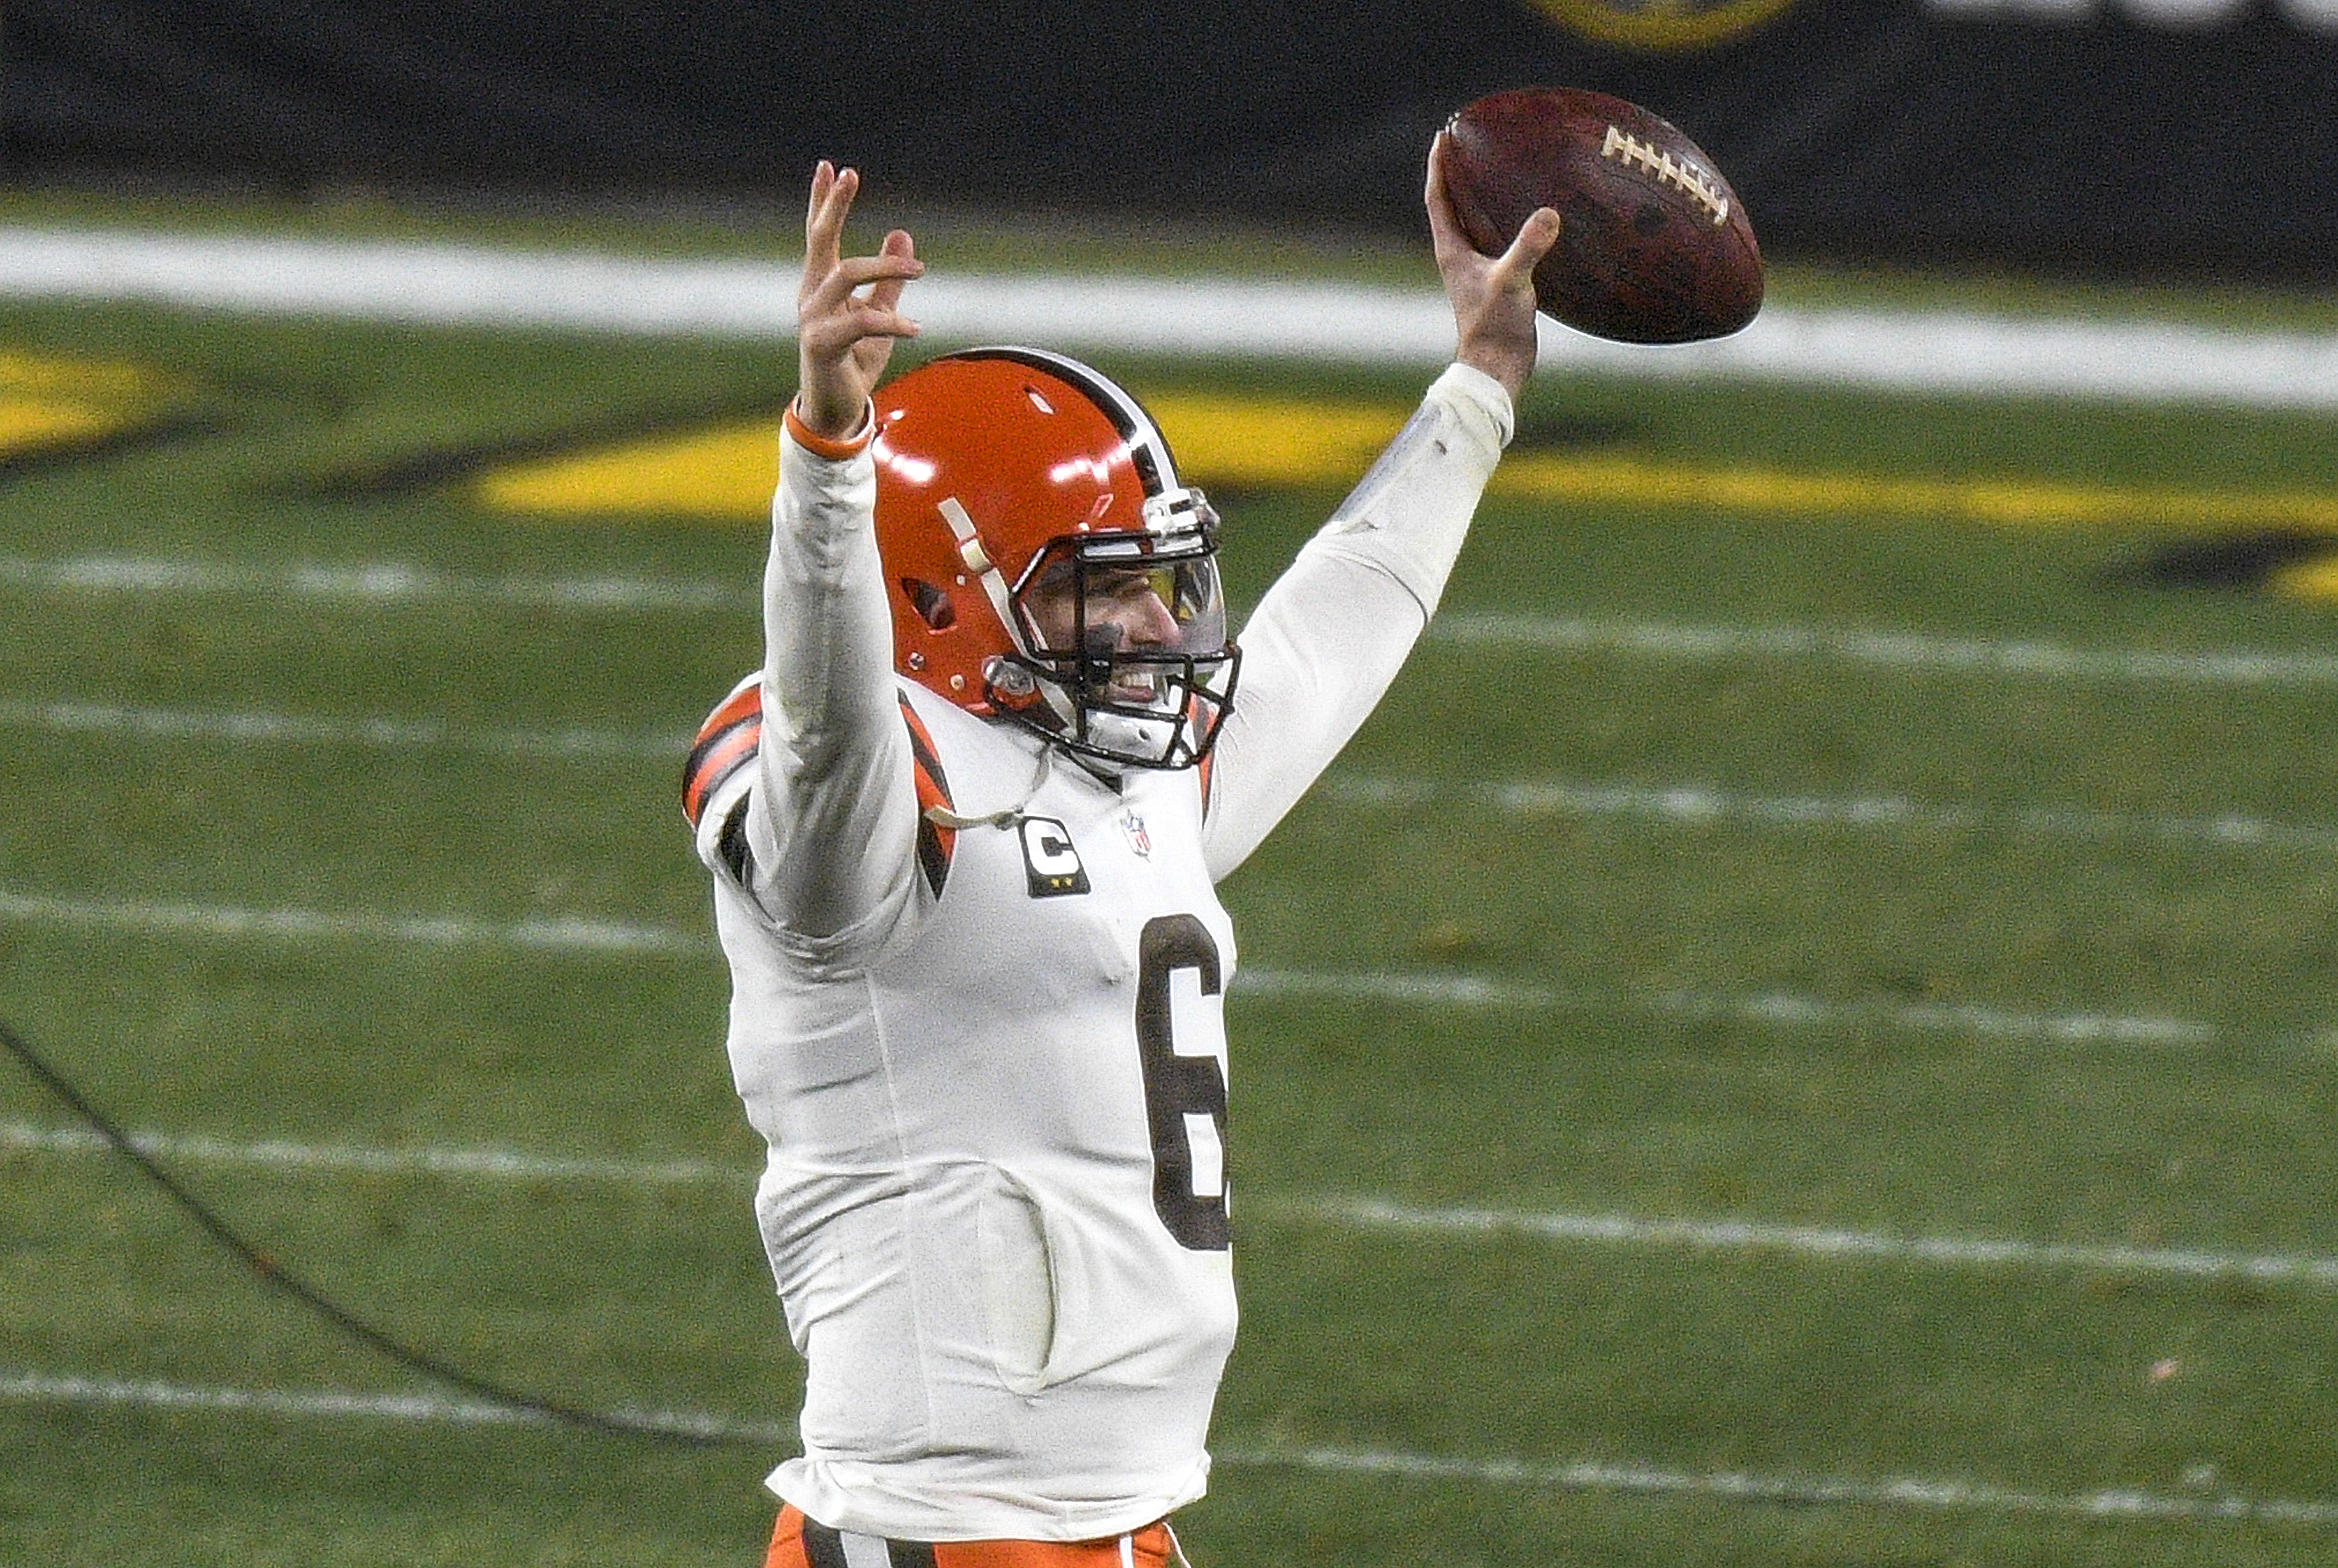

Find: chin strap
<box><xmin>920</xmin><ymin>742</ymin><xmax>1055</xmax><ymax>830</ymax></box>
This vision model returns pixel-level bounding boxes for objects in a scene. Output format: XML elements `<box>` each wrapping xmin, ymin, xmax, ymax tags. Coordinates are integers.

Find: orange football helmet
<box><xmin>871</xmin><ymin>348</ymin><xmax>1238</xmax><ymax>769</ymax></box>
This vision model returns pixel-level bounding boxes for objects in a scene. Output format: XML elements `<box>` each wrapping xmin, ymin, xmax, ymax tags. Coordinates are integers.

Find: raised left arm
<box><xmin>1196</xmin><ymin>138</ymin><xmax>1558</xmax><ymax>878</ymax></box>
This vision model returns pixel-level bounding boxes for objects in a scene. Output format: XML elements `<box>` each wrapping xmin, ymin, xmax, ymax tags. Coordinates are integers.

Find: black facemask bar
<box><xmin>1000</xmin><ymin>504</ymin><xmax>1240</xmax><ymax>769</ymax></box>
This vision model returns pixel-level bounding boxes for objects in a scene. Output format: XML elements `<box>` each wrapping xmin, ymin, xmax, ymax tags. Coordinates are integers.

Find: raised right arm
<box><xmin>731</xmin><ymin>166</ymin><xmax>931</xmax><ymax>957</ymax></box>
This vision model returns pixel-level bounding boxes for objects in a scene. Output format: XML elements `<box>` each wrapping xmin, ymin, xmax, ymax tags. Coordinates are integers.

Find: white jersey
<box><xmin>687</xmin><ymin>363</ymin><xmax>1513</xmax><ymax>1542</ymax></box>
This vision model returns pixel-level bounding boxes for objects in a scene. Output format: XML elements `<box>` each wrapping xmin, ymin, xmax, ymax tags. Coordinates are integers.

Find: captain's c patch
<box><xmin>1018</xmin><ymin>817</ymin><xmax>1091</xmax><ymax>898</ymax></box>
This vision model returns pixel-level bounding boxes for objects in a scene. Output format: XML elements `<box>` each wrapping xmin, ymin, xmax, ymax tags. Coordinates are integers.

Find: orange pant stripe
<box><xmin>766</xmin><ymin>1505</ymin><xmax>1176</xmax><ymax>1568</ymax></box>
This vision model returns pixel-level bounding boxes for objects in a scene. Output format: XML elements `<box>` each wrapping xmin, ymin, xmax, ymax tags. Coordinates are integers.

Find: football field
<box><xmin>10</xmin><ymin>205</ymin><xmax>2338</xmax><ymax>1566</ymax></box>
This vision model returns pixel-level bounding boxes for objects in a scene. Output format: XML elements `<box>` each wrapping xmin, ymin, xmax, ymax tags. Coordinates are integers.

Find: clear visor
<box><xmin>994</xmin><ymin>494</ymin><xmax>1238</xmax><ymax>768</ymax></box>
<box><xmin>1015</xmin><ymin>537</ymin><xmax>1227</xmax><ymax>663</ymax></box>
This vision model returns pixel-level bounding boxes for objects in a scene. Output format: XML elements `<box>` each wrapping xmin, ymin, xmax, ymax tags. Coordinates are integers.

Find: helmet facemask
<box><xmin>989</xmin><ymin>489</ymin><xmax>1240</xmax><ymax>770</ymax></box>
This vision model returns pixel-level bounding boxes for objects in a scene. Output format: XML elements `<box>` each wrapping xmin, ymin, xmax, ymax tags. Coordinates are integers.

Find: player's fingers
<box><xmin>802</xmin><ymin>266</ymin><xmax>923</xmax><ymax>341</ymax></box>
<box><xmin>829</xmin><ymin>251</ymin><xmax>923</xmax><ymax>289</ymax></box>
<box><xmin>863</xmin><ymin>230</ymin><xmax>920</xmax><ymax>315</ymax></box>
<box><xmin>802</xmin><ymin>311</ymin><xmax>917</xmax><ymax>367</ymax></box>
<box><xmin>804</xmin><ymin>257</ymin><xmax>921</xmax><ymax>324</ymax></box>
<box><xmin>851</xmin><ymin>304</ymin><xmax>922</xmax><ymax>340</ymax></box>
<box><xmin>1423</xmin><ymin>134</ymin><xmax>1472</xmax><ymax>264</ymax></box>
<box><xmin>802</xmin><ymin>248</ymin><xmax>920</xmax><ymax>322</ymax></box>
<box><xmin>804</xmin><ymin>160</ymin><xmax>833</xmax><ymax>231</ymax></box>
<box><xmin>804</xmin><ymin>163</ymin><xmax>857</xmax><ymax>264</ymax></box>
<box><xmin>1489</xmin><ymin>207</ymin><xmax>1561</xmax><ymax>286</ymax></box>
<box><xmin>799</xmin><ymin>162</ymin><xmax>835</xmax><ymax>299</ymax></box>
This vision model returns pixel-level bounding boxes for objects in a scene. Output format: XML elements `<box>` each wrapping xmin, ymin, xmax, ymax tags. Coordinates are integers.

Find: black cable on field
<box><xmin>0</xmin><ymin>1008</ymin><xmax>763</xmax><ymax>1449</ymax></box>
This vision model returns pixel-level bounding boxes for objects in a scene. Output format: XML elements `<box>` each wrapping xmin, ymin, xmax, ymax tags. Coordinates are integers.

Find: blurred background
<box><xmin>12</xmin><ymin>0</ymin><xmax>2338</xmax><ymax>275</ymax></box>
<box><xmin>10</xmin><ymin>4</ymin><xmax>2338</xmax><ymax>1567</ymax></box>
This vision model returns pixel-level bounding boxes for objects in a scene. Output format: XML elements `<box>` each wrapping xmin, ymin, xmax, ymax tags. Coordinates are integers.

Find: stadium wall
<box><xmin>6</xmin><ymin>0</ymin><xmax>2337</xmax><ymax>279</ymax></box>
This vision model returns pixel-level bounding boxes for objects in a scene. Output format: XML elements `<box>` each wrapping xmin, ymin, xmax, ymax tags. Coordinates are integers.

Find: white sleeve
<box><xmin>1200</xmin><ymin>363</ymin><xmax>1513</xmax><ymax>881</ymax></box>
<box><xmin>735</xmin><ymin>417</ymin><xmax>923</xmax><ymax>960</ymax></box>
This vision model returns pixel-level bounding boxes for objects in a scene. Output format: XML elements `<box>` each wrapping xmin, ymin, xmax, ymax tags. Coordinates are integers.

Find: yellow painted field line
<box><xmin>1492</xmin><ymin>452</ymin><xmax>2338</xmax><ymax>531</ymax></box>
<box><xmin>2274</xmin><ymin>558</ymin><xmax>2338</xmax><ymax>599</ymax></box>
<box><xmin>0</xmin><ymin>398</ymin><xmax>131</xmax><ymax>457</ymax></box>
<box><xmin>0</xmin><ymin>350</ymin><xmax>162</xmax><ymax>399</ymax></box>
<box><xmin>472</xmin><ymin>395</ymin><xmax>2338</xmax><ymax>542</ymax></box>
<box><xmin>475</xmin><ymin>420</ymin><xmax>776</xmax><ymax>518</ymax></box>
<box><xmin>472</xmin><ymin>394</ymin><xmax>1413</xmax><ymax>518</ymax></box>
<box><xmin>1137</xmin><ymin>391</ymin><xmax>1403</xmax><ymax>486</ymax></box>
<box><xmin>0</xmin><ymin>350</ymin><xmax>174</xmax><ymax>458</ymax></box>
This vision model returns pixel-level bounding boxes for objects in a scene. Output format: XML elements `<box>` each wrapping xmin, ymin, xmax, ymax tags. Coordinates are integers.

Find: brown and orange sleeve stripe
<box><xmin>897</xmin><ymin>695</ymin><xmax>957</xmax><ymax>899</ymax></box>
<box><xmin>684</xmin><ymin>682</ymin><xmax>961</xmax><ymax>898</ymax></box>
<box><xmin>682</xmin><ymin>679</ymin><xmax>764</xmax><ymax>830</ymax></box>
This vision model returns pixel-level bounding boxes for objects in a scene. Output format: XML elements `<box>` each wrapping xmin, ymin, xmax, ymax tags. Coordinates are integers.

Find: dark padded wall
<box><xmin>7</xmin><ymin>1</ymin><xmax>2336</xmax><ymax>277</ymax></box>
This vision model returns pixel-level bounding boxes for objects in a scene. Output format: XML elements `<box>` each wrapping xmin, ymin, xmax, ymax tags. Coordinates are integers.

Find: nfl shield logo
<box><xmin>1119</xmin><ymin>812</ymin><xmax>1152</xmax><ymax>859</ymax></box>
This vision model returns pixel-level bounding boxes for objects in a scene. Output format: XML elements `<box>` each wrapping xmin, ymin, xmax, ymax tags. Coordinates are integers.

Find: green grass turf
<box><xmin>10</xmin><ymin>235</ymin><xmax>2338</xmax><ymax>1564</ymax></box>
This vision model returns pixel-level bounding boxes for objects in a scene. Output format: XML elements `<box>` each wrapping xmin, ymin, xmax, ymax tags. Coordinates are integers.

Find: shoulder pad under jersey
<box><xmin>682</xmin><ymin>675</ymin><xmax>961</xmax><ymax>897</ymax></box>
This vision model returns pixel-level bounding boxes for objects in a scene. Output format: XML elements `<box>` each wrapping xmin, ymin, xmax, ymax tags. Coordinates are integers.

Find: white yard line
<box><xmin>15</xmin><ymin>550</ymin><xmax>2338</xmax><ymax>691</ymax></box>
<box><xmin>1236</xmin><ymin>967</ymin><xmax>2216</xmax><ymax>1048</ymax></box>
<box><xmin>18</xmin><ymin>1118</ymin><xmax>2325</xmax><ymax>1287</ymax></box>
<box><xmin>1429</xmin><ymin>612</ymin><xmax>2338</xmax><ymax>687</ymax></box>
<box><xmin>13</xmin><ymin>224</ymin><xmax>2338</xmax><ymax>407</ymax></box>
<box><xmin>0</xmin><ymin>695</ymin><xmax>687</xmax><ymax>759</ymax></box>
<box><xmin>1312</xmin><ymin>1196</ymin><xmax>2338</xmax><ymax>1289</ymax></box>
<box><xmin>0</xmin><ymin>1371</ymin><xmax>787</xmax><ymax>1445</ymax></box>
<box><xmin>1322</xmin><ymin>775</ymin><xmax>2338</xmax><ymax>854</ymax></box>
<box><xmin>0</xmin><ymin>1120</ymin><xmax>742</xmax><ymax>1185</ymax></box>
<box><xmin>0</xmin><ymin>890</ymin><xmax>702</xmax><ymax>956</ymax></box>
<box><xmin>1226</xmin><ymin>1441</ymin><xmax>2338</xmax><ymax>1527</ymax></box>
<box><xmin>9</xmin><ymin>693</ymin><xmax>2332</xmax><ymax>857</ymax></box>
<box><xmin>0</xmin><ymin>552</ymin><xmax>753</xmax><ymax>613</ymax></box>
<box><xmin>0</xmin><ymin>1369</ymin><xmax>2329</xmax><ymax>1526</ymax></box>
<box><xmin>0</xmin><ymin>890</ymin><xmax>2218</xmax><ymax>1046</ymax></box>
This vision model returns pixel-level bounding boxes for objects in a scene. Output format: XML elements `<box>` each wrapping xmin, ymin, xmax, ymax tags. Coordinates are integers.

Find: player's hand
<box><xmin>796</xmin><ymin>161</ymin><xmax>923</xmax><ymax>441</ymax></box>
<box><xmin>1426</xmin><ymin>132</ymin><xmax>1558</xmax><ymax>404</ymax></box>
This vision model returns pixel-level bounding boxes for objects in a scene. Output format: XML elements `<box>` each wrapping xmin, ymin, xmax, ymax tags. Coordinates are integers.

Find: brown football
<box><xmin>1440</xmin><ymin>86</ymin><xmax>1762</xmax><ymax>345</ymax></box>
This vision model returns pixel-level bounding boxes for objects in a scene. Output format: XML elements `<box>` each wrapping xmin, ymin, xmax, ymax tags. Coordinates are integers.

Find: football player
<box><xmin>684</xmin><ymin>148</ymin><xmax>1558</xmax><ymax>1567</ymax></box>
